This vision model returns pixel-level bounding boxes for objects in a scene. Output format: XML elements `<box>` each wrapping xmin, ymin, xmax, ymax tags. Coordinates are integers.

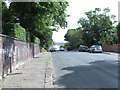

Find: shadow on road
<box><xmin>7</xmin><ymin>73</ymin><xmax>22</xmax><ymax>76</ymax></box>
<box><xmin>54</xmin><ymin>60</ymin><xmax>118</xmax><ymax>89</ymax></box>
<box><xmin>33</xmin><ymin>56</ymin><xmax>40</xmax><ymax>59</ymax></box>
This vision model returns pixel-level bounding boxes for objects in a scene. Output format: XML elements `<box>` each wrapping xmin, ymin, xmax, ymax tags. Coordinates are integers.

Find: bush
<box><xmin>34</xmin><ymin>37</ymin><xmax>40</xmax><ymax>44</ymax></box>
<box><xmin>14</xmin><ymin>23</ymin><xmax>26</xmax><ymax>41</ymax></box>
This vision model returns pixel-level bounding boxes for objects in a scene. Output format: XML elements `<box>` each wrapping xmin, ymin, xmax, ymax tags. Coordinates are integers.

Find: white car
<box><xmin>60</xmin><ymin>48</ymin><xmax>65</xmax><ymax>51</ymax></box>
<box><xmin>89</xmin><ymin>45</ymin><xmax>102</xmax><ymax>53</ymax></box>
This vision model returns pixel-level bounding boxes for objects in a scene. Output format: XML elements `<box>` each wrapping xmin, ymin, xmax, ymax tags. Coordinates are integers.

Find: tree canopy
<box><xmin>64</xmin><ymin>8</ymin><xmax>118</xmax><ymax>50</ymax></box>
<box><xmin>117</xmin><ymin>22</ymin><xmax>120</xmax><ymax>43</ymax></box>
<box><xmin>2</xmin><ymin>1</ymin><xmax>69</xmax><ymax>49</ymax></box>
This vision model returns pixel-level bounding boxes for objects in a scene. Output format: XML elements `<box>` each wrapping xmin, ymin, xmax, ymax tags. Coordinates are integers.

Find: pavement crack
<box><xmin>44</xmin><ymin>55</ymin><xmax>50</xmax><ymax>88</ymax></box>
<box><xmin>44</xmin><ymin>61</ymin><xmax>48</xmax><ymax>88</ymax></box>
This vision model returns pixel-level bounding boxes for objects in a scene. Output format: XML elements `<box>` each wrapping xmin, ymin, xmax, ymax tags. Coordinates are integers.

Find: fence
<box><xmin>102</xmin><ymin>44</ymin><xmax>120</xmax><ymax>53</ymax></box>
<box><xmin>0</xmin><ymin>34</ymin><xmax>40</xmax><ymax>79</ymax></box>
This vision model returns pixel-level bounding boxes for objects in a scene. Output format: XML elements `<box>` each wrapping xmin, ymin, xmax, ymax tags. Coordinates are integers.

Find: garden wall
<box><xmin>102</xmin><ymin>44</ymin><xmax>120</xmax><ymax>53</ymax></box>
<box><xmin>0</xmin><ymin>36</ymin><xmax>2</xmax><ymax>79</ymax></box>
<box><xmin>0</xmin><ymin>34</ymin><xmax>40</xmax><ymax>78</ymax></box>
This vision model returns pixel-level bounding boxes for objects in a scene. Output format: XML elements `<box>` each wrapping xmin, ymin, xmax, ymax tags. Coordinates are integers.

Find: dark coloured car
<box><xmin>50</xmin><ymin>47</ymin><xmax>56</xmax><ymax>52</ymax></box>
<box><xmin>79</xmin><ymin>45</ymin><xmax>89</xmax><ymax>52</ymax></box>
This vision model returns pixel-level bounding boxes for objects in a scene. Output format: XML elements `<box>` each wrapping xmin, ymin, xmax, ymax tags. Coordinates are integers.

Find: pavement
<box><xmin>103</xmin><ymin>52</ymin><xmax>119</xmax><ymax>56</ymax></box>
<box><xmin>72</xmin><ymin>50</ymin><xmax>119</xmax><ymax>56</ymax></box>
<box><xmin>1</xmin><ymin>52</ymin><xmax>54</xmax><ymax>89</ymax></box>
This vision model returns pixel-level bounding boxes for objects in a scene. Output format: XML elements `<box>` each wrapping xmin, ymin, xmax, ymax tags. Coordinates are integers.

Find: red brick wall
<box><xmin>102</xmin><ymin>44</ymin><xmax>120</xmax><ymax>52</ymax></box>
<box><xmin>0</xmin><ymin>34</ymin><xmax>40</xmax><ymax>78</ymax></box>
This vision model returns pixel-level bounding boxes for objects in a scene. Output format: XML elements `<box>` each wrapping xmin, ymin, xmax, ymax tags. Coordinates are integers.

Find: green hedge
<box><xmin>34</xmin><ymin>37</ymin><xmax>40</xmax><ymax>44</ymax></box>
<box><xmin>14</xmin><ymin>23</ymin><xmax>26</xmax><ymax>41</ymax></box>
<box><xmin>3</xmin><ymin>23</ymin><xmax>41</xmax><ymax>44</ymax></box>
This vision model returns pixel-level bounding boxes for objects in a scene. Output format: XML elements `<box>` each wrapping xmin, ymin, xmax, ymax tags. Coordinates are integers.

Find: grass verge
<box><xmin>0</xmin><ymin>77</ymin><xmax>6</xmax><ymax>89</ymax></box>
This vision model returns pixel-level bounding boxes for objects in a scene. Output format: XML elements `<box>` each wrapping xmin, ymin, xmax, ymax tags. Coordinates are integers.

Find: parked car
<box><xmin>60</xmin><ymin>48</ymin><xmax>65</xmax><ymax>51</ymax></box>
<box><xmin>50</xmin><ymin>47</ymin><xmax>56</xmax><ymax>52</ymax></box>
<box><xmin>89</xmin><ymin>45</ymin><xmax>102</xmax><ymax>53</ymax></box>
<box><xmin>79</xmin><ymin>45</ymin><xmax>89</xmax><ymax>52</ymax></box>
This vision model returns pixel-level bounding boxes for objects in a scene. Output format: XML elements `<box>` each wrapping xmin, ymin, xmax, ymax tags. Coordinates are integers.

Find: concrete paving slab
<box><xmin>1</xmin><ymin>52</ymin><xmax>53</xmax><ymax>88</ymax></box>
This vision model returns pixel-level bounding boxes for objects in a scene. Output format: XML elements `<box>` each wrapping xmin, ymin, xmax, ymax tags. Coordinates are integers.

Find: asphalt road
<box><xmin>51</xmin><ymin>51</ymin><xmax>118</xmax><ymax>88</ymax></box>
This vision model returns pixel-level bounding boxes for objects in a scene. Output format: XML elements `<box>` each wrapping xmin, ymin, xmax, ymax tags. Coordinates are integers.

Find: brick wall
<box><xmin>0</xmin><ymin>34</ymin><xmax>40</xmax><ymax>78</ymax></box>
<box><xmin>102</xmin><ymin>44</ymin><xmax>120</xmax><ymax>52</ymax></box>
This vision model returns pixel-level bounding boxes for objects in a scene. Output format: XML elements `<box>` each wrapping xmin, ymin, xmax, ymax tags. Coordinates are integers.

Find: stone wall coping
<box><xmin>0</xmin><ymin>34</ymin><xmax>39</xmax><ymax>45</ymax></box>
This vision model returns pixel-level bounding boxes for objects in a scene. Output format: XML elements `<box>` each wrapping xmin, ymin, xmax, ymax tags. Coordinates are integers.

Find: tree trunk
<box><xmin>117</xmin><ymin>23</ymin><xmax>120</xmax><ymax>44</ymax></box>
<box><xmin>30</xmin><ymin>33</ymin><xmax>35</xmax><ymax>43</ymax></box>
<box><xmin>26</xmin><ymin>30</ymin><xmax>30</xmax><ymax>42</ymax></box>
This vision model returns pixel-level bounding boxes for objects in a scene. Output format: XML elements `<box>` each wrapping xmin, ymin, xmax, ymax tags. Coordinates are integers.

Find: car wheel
<box><xmin>91</xmin><ymin>50</ymin><xmax>94</xmax><ymax>53</ymax></box>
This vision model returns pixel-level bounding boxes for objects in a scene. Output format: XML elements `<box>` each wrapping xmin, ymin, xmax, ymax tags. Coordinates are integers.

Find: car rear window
<box><xmin>94</xmin><ymin>45</ymin><xmax>101</xmax><ymax>48</ymax></box>
<box><xmin>83</xmin><ymin>46</ymin><xmax>88</xmax><ymax>48</ymax></box>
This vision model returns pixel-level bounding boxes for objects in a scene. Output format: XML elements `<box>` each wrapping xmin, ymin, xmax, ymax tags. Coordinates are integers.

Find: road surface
<box><xmin>52</xmin><ymin>51</ymin><xmax>118</xmax><ymax>88</ymax></box>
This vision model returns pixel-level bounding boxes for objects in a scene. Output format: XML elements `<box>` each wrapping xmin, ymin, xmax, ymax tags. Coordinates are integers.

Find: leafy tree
<box><xmin>2</xmin><ymin>2</ymin><xmax>27</xmax><ymax>41</ymax></box>
<box><xmin>78</xmin><ymin>7</ymin><xmax>117</xmax><ymax>46</ymax></box>
<box><xmin>9</xmin><ymin>2</ymin><xmax>69</xmax><ymax>48</ymax></box>
<box><xmin>2</xmin><ymin>1</ymin><xmax>69</xmax><ymax>50</ymax></box>
<box><xmin>64</xmin><ymin>42</ymin><xmax>71</xmax><ymax>50</ymax></box>
<box><xmin>2</xmin><ymin>2</ymin><xmax>15</xmax><ymax>37</ymax></box>
<box><xmin>60</xmin><ymin>45</ymin><xmax>64</xmax><ymax>48</ymax></box>
<box><xmin>117</xmin><ymin>22</ymin><xmax>120</xmax><ymax>43</ymax></box>
<box><xmin>41</xmin><ymin>28</ymin><xmax>53</xmax><ymax>49</ymax></box>
<box><xmin>65</xmin><ymin>8</ymin><xmax>118</xmax><ymax>50</ymax></box>
<box><xmin>14</xmin><ymin>23</ymin><xmax>26</xmax><ymax>41</ymax></box>
<box><xmin>34</xmin><ymin>37</ymin><xmax>40</xmax><ymax>44</ymax></box>
<box><xmin>64</xmin><ymin>28</ymin><xmax>83</xmax><ymax>49</ymax></box>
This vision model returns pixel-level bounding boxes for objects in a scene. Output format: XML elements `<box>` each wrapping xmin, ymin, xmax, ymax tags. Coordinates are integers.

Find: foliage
<box><xmin>2</xmin><ymin>2</ymin><xmax>15</xmax><ymax>37</ymax></box>
<box><xmin>60</xmin><ymin>45</ymin><xmax>64</xmax><ymax>48</ymax></box>
<box><xmin>2</xmin><ymin>2</ymin><xmax>27</xmax><ymax>41</ymax></box>
<box><xmin>2</xmin><ymin>2</ymin><xmax>69</xmax><ymax>49</ymax></box>
<box><xmin>9</xmin><ymin>2</ymin><xmax>69</xmax><ymax>47</ymax></box>
<box><xmin>78</xmin><ymin>7</ymin><xmax>117</xmax><ymax>46</ymax></box>
<box><xmin>64</xmin><ymin>28</ymin><xmax>83</xmax><ymax>49</ymax></box>
<box><xmin>41</xmin><ymin>29</ymin><xmax>53</xmax><ymax>49</ymax></box>
<box><xmin>64</xmin><ymin>8</ymin><xmax>118</xmax><ymax>50</ymax></box>
<box><xmin>117</xmin><ymin>22</ymin><xmax>120</xmax><ymax>43</ymax></box>
<box><xmin>34</xmin><ymin>37</ymin><xmax>40</xmax><ymax>44</ymax></box>
<box><xmin>14</xmin><ymin>23</ymin><xmax>26</xmax><ymax>41</ymax></box>
<box><xmin>64</xmin><ymin>42</ymin><xmax>71</xmax><ymax>50</ymax></box>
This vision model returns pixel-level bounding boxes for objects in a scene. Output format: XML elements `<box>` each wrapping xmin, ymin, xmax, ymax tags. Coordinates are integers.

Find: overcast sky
<box><xmin>52</xmin><ymin>0</ymin><xmax>119</xmax><ymax>43</ymax></box>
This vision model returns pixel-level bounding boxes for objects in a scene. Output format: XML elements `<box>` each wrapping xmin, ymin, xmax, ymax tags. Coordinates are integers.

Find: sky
<box><xmin>52</xmin><ymin>0</ymin><xmax>120</xmax><ymax>43</ymax></box>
